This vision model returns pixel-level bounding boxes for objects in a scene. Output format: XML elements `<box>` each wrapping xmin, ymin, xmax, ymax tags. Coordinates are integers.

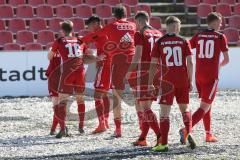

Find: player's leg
<box><xmin>76</xmin><ymin>94</ymin><xmax>85</xmax><ymax>134</ymax></box>
<box><xmin>103</xmin><ymin>92</ymin><xmax>110</xmax><ymax>129</ymax></box>
<box><xmin>203</xmin><ymin>106</ymin><xmax>217</xmax><ymax>142</ymax></box>
<box><xmin>50</xmin><ymin>96</ymin><xmax>59</xmax><ymax>135</ymax></box>
<box><xmin>135</xmin><ymin>99</ymin><xmax>144</xmax><ymax>131</ymax></box>
<box><xmin>55</xmin><ymin>93</ymin><xmax>70</xmax><ymax>138</ymax></box>
<box><xmin>112</xmin><ymin>89</ymin><xmax>123</xmax><ymax>137</ymax></box>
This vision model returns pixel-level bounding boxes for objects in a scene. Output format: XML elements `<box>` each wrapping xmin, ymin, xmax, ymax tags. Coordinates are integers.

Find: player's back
<box><xmin>190</xmin><ymin>29</ymin><xmax>228</xmax><ymax>81</ymax></box>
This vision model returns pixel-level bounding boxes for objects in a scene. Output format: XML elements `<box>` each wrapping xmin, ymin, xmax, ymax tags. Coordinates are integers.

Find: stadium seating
<box><xmin>197</xmin><ymin>3</ymin><xmax>213</xmax><ymax>18</ymax></box>
<box><xmin>47</xmin><ymin>0</ymin><xmax>64</xmax><ymax>6</ymax></box>
<box><xmin>0</xmin><ymin>20</ymin><xmax>5</xmax><ymax>30</ymax></box>
<box><xmin>37</xmin><ymin>30</ymin><xmax>55</xmax><ymax>45</ymax></box>
<box><xmin>85</xmin><ymin>0</ymin><xmax>102</xmax><ymax>6</ymax></box>
<box><xmin>8</xmin><ymin>19</ymin><xmax>26</xmax><ymax>34</ymax></box>
<box><xmin>8</xmin><ymin>0</ymin><xmax>25</xmax><ymax>6</ymax></box>
<box><xmin>25</xmin><ymin>43</ymin><xmax>43</xmax><ymax>50</ymax></box>
<box><xmin>184</xmin><ymin>0</ymin><xmax>201</xmax><ymax>7</ymax></box>
<box><xmin>0</xmin><ymin>0</ymin><xmax>5</xmax><ymax>4</ymax></box>
<box><xmin>0</xmin><ymin>31</ymin><xmax>13</xmax><ymax>47</ymax></box>
<box><xmin>150</xmin><ymin>17</ymin><xmax>162</xmax><ymax>29</ymax></box>
<box><xmin>234</xmin><ymin>4</ymin><xmax>240</xmax><ymax>15</ymax></box>
<box><xmin>28</xmin><ymin>0</ymin><xmax>45</xmax><ymax>7</ymax></box>
<box><xmin>66</xmin><ymin>0</ymin><xmax>83</xmax><ymax>6</ymax></box>
<box><xmin>0</xmin><ymin>5</ymin><xmax>14</xmax><ymax>18</ymax></box>
<box><xmin>36</xmin><ymin>5</ymin><xmax>53</xmax><ymax>18</ymax></box>
<box><xmin>122</xmin><ymin>0</ymin><xmax>138</xmax><ymax>6</ymax></box>
<box><xmin>202</xmin><ymin>0</ymin><xmax>218</xmax><ymax>5</ymax></box>
<box><xmin>75</xmin><ymin>4</ymin><xmax>93</xmax><ymax>19</ymax></box>
<box><xmin>123</xmin><ymin>4</ymin><xmax>131</xmax><ymax>17</ymax></box>
<box><xmin>29</xmin><ymin>18</ymin><xmax>47</xmax><ymax>33</ymax></box>
<box><xmin>220</xmin><ymin>0</ymin><xmax>236</xmax><ymax>5</ymax></box>
<box><xmin>216</xmin><ymin>3</ymin><xmax>232</xmax><ymax>17</ymax></box>
<box><xmin>16</xmin><ymin>5</ymin><xmax>34</xmax><ymax>18</ymax></box>
<box><xmin>223</xmin><ymin>28</ymin><xmax>239</xmax><ymax>44</ymax></box>
<box><xmin>104</xmin><ymin>0</ymin><xmax>121</xmax><ymax>6</ymax></box>
<box><xmin>49</xmin><ymin>18</ymin><xmax>64</xmax><ymax>33</ymax></box>
<box><xmin>96</xmin><ymin>4</ymin><xmax>112</xmax><ymax>19</ymax></box>
<box><xmin>3</xmin><ymin>43</ymin><xmax>21</xmax><ymax>50</ymax></box>
<box><xmin>229</xmin><ymin>15</ymin><xmax>240</xmax><ymax>29</ymax></box>
<box><xmin>70</xmin><ymin>18</ymin><xmax>85</xmax><ymax>32</ymax></box>
<box><xmin>56</xmin><ymin>5</ymin><xmax>73</xmax><ymax>18</ymax></box>
<box><xmin>134</xmin><ymin>4</ymin><xmax>151</xmax><ymax>16</ymax></box>
<box><xmin>106</xmin><ymin>17</ymin><xmax>116</xmax><ymax>24</ymax></box>
<box><xmin>16</xmin><ymin>30</ymin><xmax>34</xmax><ymax>45</ymax></box>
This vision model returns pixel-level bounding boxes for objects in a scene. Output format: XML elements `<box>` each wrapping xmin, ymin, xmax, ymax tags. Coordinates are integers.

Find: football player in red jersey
<box><xmin>126</xmin><ymin>11</ymin><xmax>163</xmax><ymax>146</ymax></box>
<box><xmin>180</xmin><ymin>12</ymin><xmax>229</xmax><ymax>143</ymax></box>
<box><xmin>149</xmin><ymin>16</ymin><xmax>195</xmax><ymax>152</ymax></box>
<box><xmin>82</xmin><ymin>6</ymin><xmax>136</xmax><ymax>137</ymax></box>
<box><xmin>48</xmin><ymin>20</ymin><xmax>104</xmax><ymax>138</ymax></box>
<box><xmin>85</xmin><ymin>16</ymin><xmax>111</xmax><ymax>134</ymax></box>
<box><xmin>46</xmin><ymin>47</ymin><xmax>61</xmax><ymax>135</ymax></box>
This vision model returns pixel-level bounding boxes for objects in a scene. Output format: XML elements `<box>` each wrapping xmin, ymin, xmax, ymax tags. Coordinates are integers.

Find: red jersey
<box><xmin>46</xmin><ymin>52</ymin><xmax>61</xmax><ymax>77</ymax></box>
<box><xmin>151</xmin><ymin>33</ymin><xmax>192</xmax><ymax>88</ymax></box>
<box><xmin>190</xmin><ymin>29</ymin><xmax>228</xmax><ymax>82</ymax></box>
<box><xmin>134</xmin><ymin>26</ymin><xmax>163</xmax><ymax>62</ymax></box>
<box><xmin>82</xmin><ymin>19</ymin><xmax>136</xmax><ymax>57</ymax></box>
<box><xmin>51</xmin><ymin>37</ymin><xmax>87</xmax><ymax>69</ymax></box>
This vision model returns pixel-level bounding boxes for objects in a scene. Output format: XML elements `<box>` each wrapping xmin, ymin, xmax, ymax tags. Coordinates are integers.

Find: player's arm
<box><xmin>220</xmin><ymin>35</ymin><xmax>230</xmax><ymax>67</ymax></box>
<box><xmin>83</xmin><ymin>48</ymin><xmax>105</xmax><ymax>64</ymax></box>
<box><xmin>48</xmin><ymin>41</ymin><xmax>58</xmax><ymax>60</ymax></box>
<box><xmin>48</xmin><ymin>50</ymin><xmax>55</xmax><ymax>60</ymax></box>
<box><xmin>220</xmin><ymin>51</ymin><xmax>229</xmax><ymax>67</ymax></box>
<box><xmin>186</xmin><ymin>55</ymin><xmax>194</xmax><ymax>91</ymax></box>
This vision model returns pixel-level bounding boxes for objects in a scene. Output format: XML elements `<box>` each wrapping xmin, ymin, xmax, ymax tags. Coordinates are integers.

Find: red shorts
<box><xmin>159</xmin><ymin>86</ymin><xmax>189</xmax><ymax>105</ymax></box>
<box><xmin>196</xmin><ymin>79</ymin><xmax>219</xmax><ymax>104</ymax></box>
<box><xmin>111</xmin><ymin>54</ymin><xmax>134</xmax><ymax>90</ymax></box>
<box><xmin>94</xmin><ymin>65</ymin><xmax>111</xmax><ymax>92</ymax></box>
<box><xmin>58</xmin><ymin>68</ymin><xmax>85</xmax><ymax>94</ymax></box>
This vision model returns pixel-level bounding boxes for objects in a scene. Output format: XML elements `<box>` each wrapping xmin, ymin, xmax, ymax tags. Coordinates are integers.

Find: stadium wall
<box><xmin>0</xmin><ymin>49</ymin><xmax>239</xmax><ymax>97</ymax></box>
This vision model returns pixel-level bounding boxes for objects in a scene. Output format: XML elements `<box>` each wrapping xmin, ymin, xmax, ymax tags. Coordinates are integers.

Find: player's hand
<box><xmin>96</xmin><ymin>54</ymin><xmax>106</xmax><ymax>61</ymax></box>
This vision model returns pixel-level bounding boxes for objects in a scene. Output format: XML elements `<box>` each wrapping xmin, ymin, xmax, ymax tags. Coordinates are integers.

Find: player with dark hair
<box><xmin>149</xmin><ymin>16</ymin><xmax>195</xmax><ymax>152</ymax></box>
<box><xmin>82</xmin><ymin>5</ymin><xmax>136</xmax><ymax>138</ymax></box>
<box><xmin>179</xmin><ymin>12</ymin><xmax>229</xmax><ymax>143</ymax></box>
<box><xmin>48</xmin><ymin>20</ymin><xmax>104</xmax><ymax>138</ymax></box>
<box><xmin>85</xmin><ymin>16</ymin><xmax>111</xmax><ymax>134</ymax></box>
<box><xmin>126</xmin><ymin>11</ymin><xmax>163</xmax><ymax>146</ymax></box>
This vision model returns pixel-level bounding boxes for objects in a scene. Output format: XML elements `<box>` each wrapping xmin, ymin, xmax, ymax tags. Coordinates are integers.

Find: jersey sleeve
<box><xmin>185</xmin><ymin>40</ymin><xmax>193</xmax><ymax>56</ymax></box>
<box><xmin>189</xmin><ymin>34</ymin><xmax>197</xmax><ymax>49</ymax></box>
<box><xmin>134</xmin><ymin>32</ymin><xmax>143</xmax><ymax>46</ymax></box>
<box><xmin>51</xmin><ymin>40</ymin><xmax>59</xmax><ymax>53</ymax></box>
<box><xmin>151</xmin><ymin>42</ymin><xmax>160</xmax><ymax>58</ymax></box>
<box><xmin>220</xmin><ymin>34</ymin><xmax>229</xmax><ymax>52</ymax></box>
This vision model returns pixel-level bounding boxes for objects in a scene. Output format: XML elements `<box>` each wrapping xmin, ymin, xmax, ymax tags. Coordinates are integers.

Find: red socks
<box><xmin>139</xmin><ymin>113</ymin><xmax>150</xmax><ymax>140</ymax></box>
<box><xmin>144</xmin><ymin>109</ymin><xmax>160</xmax><ymax>137</ymax></box>
<box><xmin>77</xmin><ymin>103</ymin><xmax>85</xmax><ymax>129</ymax></box>
<box><xmin>114</xmin><ymin>118</ymin><xmax>121</xmax><ymax>130</ymax></box>
<box><xmin>51</xmin><ymin>105</ymin><xmax>59</xmax><ymax>132</ymax></box>
<box><xmin>160</xmin><ymin>117</ymin><xmax>170</xmax><ymax>145</ymax></box>
<box><xmin>103</xmin><ymin>96</ymin><xmax>110</xmax><ymax>122</ymax></box>
<box><xmin>95</xmin><ymin>99</ymin><xmax>105</xmax><ymax>125</ymax></box>
<box><xmin>203</xmin><ymin>108</ymin><xmax>211</xmax><ymax>134</ymax></box>
<box><xmin>137</xmin><ymin>111</ymin><xmax>144</xmax><ymax>130</ymax></box>
<box><xmin>192</xmin><ymin>108</ymin><xmax>205</xmax><ymax>127</ymax></box>
<box><xmin>182</xmin><ymin>111</ymin><xmax>192</xmax><ymax>134</ymax></box>
<box><xmin>56</xmin><ymin>103</ymin><xmax>67</xmax><ymax>131</ymax></box>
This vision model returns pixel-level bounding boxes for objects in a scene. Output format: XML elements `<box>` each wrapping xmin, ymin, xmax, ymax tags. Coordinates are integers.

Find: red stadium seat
<box><xmin>0</xmin><ymin>31</ymin><xmax>13</xmax><ymax>47</ymax></box>
<box><xmin>85</xmin><ymin>0</ymin><xmax>101</xmax><ymax>6</ymax></box>
<box><xmin>66</xmin><ymin>0</ymin><xmax>83</xmax><ymax>6</ymax></box>
<box><xmin>75</xmin><ymin>4</ymin><xmax>93</xmax><ymax>19</ymax></box>
<box><xmin>78</xmin><ymin>29</ymin><xmax>91</xmax><ymax>37</ymax></box>
<box><xmin>202</xmin><ymin>0</ymin><xmax>218</xmax><ymax>5</ymax></box>
<box><xmin>49</xmin><ymin>18</ymin><xmax>64</xmax><ymax>32</ymax></box>
<box><xmin>29</xmin><ymin>18</ymin><xmax>47</xmax><ymax>33</ymax></box>
<box><xmin>219</xmin><ymin>0</ymin><xmax>236</xmax><ymax>5</ymax></box>
<box><xmin>16</xmin><ymin>30</ymin><xmax>34</xmax><ymax>45</ymax></box>
<box><xmin>4</xmin><ymin>43</ymin><xmax>21</xmax><ymax>50</ymax></box>
<box><xmin>134</xmin><ymin>5</ymin><xmax>151</xmax><ymax>17</ymax></box>
<box><xmin>0</xmin><ymin>5</ymin><xmax>14</xmax><ymax>18</ymax></box>
<box><xmin>223</xmin><ymin>28</ymin><xmax>239</xmax><ymax>44</ymax></box>
<box><xmin>25</xmin><ymin>43</ymin><xmax>43</xmax><ymax>50</ymax></box>
<box><xmin>0</xmin><ymin>20</ymin><xmax>5</xmax><ymax>30</ymax></box>
<box><xmin>8</xmin><ymin>0</ymin><xmax>25</xmax><ymax>6</ymax></box>
<box><xmin>197</xmin><ymin>4</ymin><xmax>213</xmax><ymax>18</ymax></box>
<box><xmin>36</xmin><ymin>5</ymin><xmax>53</xmax><ymax>18</ymax></box>
<box><xmin>37</xmin><ymin>30</ymin><xmax>55</xmax><ymax>45</ymax></box>
<box><xmin>47</xmin><ymin>0</ymin><xmax>64</xmax><ymax>6</ymax></box>
<box><xmin>122</xmin><ymin>0</ymin><xmax>138</xmax><ymax>6</ymax></box>
<box><xmin>229</xmin><ymin>15</ymin><xmax>240</xmax><ymax>29</ymax></box>
<box><xmin>216</xmin><ymin>3</ymin><xmax>232</xmax><ymax>17</ymax></box>
<box><xmin>8</xmin><ymin>19</ymin><xmax>26</xmax><ymax>34</ymax></box>
<box><xmin>123</xmin><ymin>4</ymin><xmax>131</xmax><ymax>17</ymax></box>
<box><xmin>106</xmin><ymin>17</ymin><xmax>116</xmax><ymax>24</ymax></box>
<box><xmin>150</xmin><ymin>17</ymin><xmax>162</xmax><ymax>29</ymax></box>
<box><xmin>16</xmin><ymin>5</ymin><xmax>34</xmax><ymax>18</ymax></box>
<box><xmin>96</xmin><ymin>4</ymin><xmax>112</xmax><ymax>19</ymax></box>
<box><xmin>28</xmin><ymin>0</ymin><xmax>45</xmax><ymax>7</ymax></box>
<box><xmin>234</xmin><ymin>4</ymin><xmax>240</xmax><ymax>15</ymax></box>
<box><xmin>0</xmin><ymin>0</ymin><xmax>5</xmax><ymax>4</ymax></box>
<box><xmin>56</xmin><ymin>5</ymin><xmax>73</xmax><ymax>18</ymax></box>
<box><xmin>104</xmin><ymin>0</ymin><xmax>120</xmax><ymax>6</ymax></box>
<box><xmin>184</xmin><ymin>0</ymin><xmax>201</xmax><ymax>7</ymax></box>
<box><xmin>70</xmin><ymin>18</ymin><xmax>85</xmax><ymax>32</ymax></box>
<box><xmin>46</xmin><ymin>42</ymin><xmax>53</xmax><ymax>49</ymax></box>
